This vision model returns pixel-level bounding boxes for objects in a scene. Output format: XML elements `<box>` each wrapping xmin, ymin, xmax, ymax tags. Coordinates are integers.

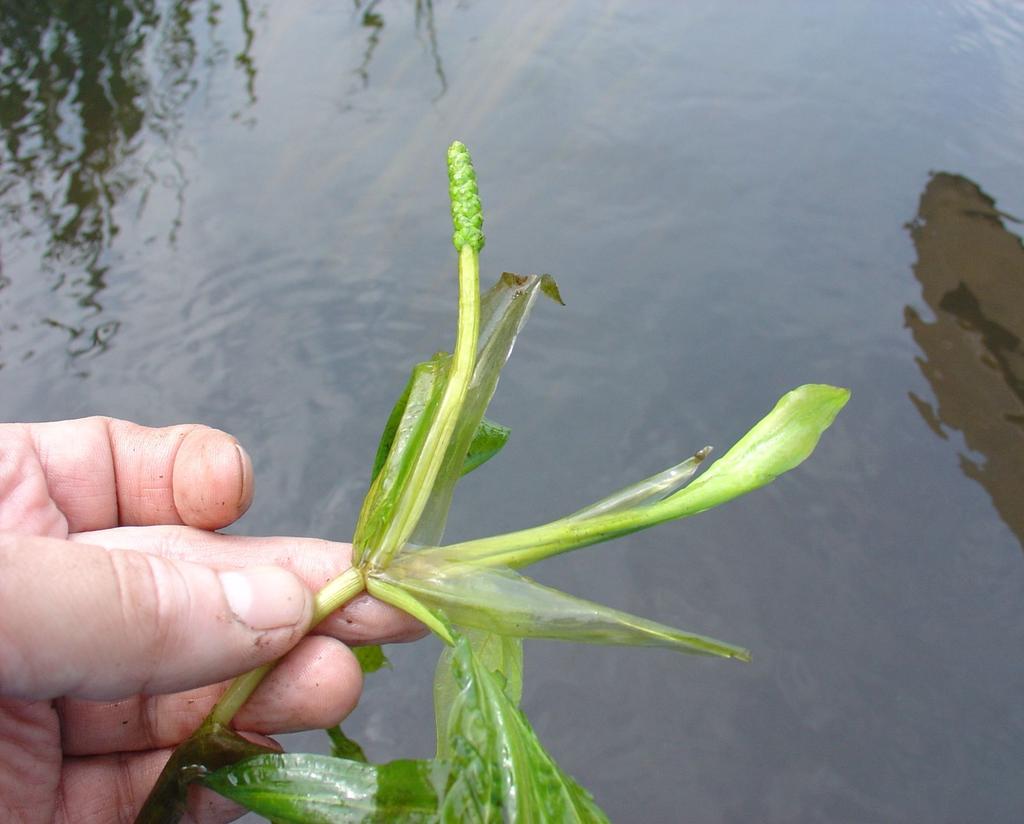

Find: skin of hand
<box><xmin>0</xmin><ymin>417</ymin><xmax>424</xmax><ymax>823</ymax></box>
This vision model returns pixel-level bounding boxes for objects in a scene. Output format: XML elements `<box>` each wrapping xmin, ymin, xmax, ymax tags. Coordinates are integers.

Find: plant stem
<box><xmin>208</xmin><ymin>567</ymin><xmax>367</xmax><ymax>726</ymax></box>
<box><xmin>209</xmin><ymin>663</ymin><xmax>275</xmax><ymax>726</ymax></box>
<box><xmin>366</xmin><ymin>244</ymin><xmax>480</xmax><ymax>569</ymax></box>
<box><xmin>312</xmin><ymin>566</ymin><xmax>367</xmax><ymax>624</ymax></box>
<box><xmin>366</xmin><ymin>575</ymin><xmax>454</xmax><ymax>644</ymax></box>
<box><xmin>408</xmin><ymin>505</ymin><xmax>669</xmax><ymax>571</ymax></box>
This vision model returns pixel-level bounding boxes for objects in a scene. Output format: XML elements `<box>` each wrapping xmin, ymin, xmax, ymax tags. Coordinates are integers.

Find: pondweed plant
<box><xmin>136</xmin><ymin>142</ymin><xmax>849</xmax><ymax>823</ymax></box>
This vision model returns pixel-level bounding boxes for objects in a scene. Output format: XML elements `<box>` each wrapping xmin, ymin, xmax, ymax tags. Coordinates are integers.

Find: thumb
<box><xmin>0</xmin><ymin>534</ymin><xmax>314</xmax><ymax>701</ymax></box>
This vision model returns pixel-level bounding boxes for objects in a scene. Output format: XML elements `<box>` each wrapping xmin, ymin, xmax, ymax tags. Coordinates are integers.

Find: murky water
<box><xmin>3</xmin><ymin>2</ymin><xmax>1024</xmax><ymax>821</ymax></box>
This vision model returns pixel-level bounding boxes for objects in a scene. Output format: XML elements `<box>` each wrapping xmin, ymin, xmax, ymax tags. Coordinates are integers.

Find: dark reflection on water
<box><xmin>0</xmin><ymin>0</ymin><xmax>452</xmax><ymax>375</ymax></box>
<box><xmin>905</xmin><ymin>173</ymin><xmax>1024</xmax><ymax>550</ymax></box>
<box><xmin>353</xmin><ymin>0</ymin><xmax>446</xmax><ymax>99</ymax></box>
<box><xmin>0</xmin><ymin>0</ymin><xmax>257</xmax><ymax>372</ymax></box>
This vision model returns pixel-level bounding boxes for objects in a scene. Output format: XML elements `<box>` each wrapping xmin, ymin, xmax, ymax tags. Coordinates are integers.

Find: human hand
<box><xmin>0</xmin><ymin>417</ymin><xmax>422</xmax><ymax>823</ymax></box>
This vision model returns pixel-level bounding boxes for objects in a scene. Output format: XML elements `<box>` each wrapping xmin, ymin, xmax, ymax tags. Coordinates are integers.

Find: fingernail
<box><xmin>235</xmin><ymin>443</ymin><xmax>254</xmax><ymax>513</ymax></box>
<box><xmin>219</xmin><ymin>567</ymin><xmax>310</xmax><ymax>630</ymax></box>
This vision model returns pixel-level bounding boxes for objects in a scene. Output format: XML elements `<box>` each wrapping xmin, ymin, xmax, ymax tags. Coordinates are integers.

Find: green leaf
<box><xmin>204</xmin><ymin>753</ymin><xmax>448</xmax><ymax>823</ymax></box>
<box><xmin>445</xmin><ymin>633</ymin><xmax>611</xmax><ymax>823</ymax></box>
<box><xmin>434</xmin><ymin>629</ymin><xmax>523</xmax><ymax>758</ymax></box>
<box><xmin>461</xmin><ymin>417</ymin><xmax>511</xmax><ymax>476</ymax></box>
<box><xmin>353</xmin><ymin>644</ymin><xmax>390</xmax><ymax>674</ymax></box>
<box><xmin>135</xmin><ymin>720</ymin><xmax>278</xmax><ymax>823</ymax></box>
<box><xmin>204</xmin><ymin>637</ymin><xmax>607</xmax><ymax>823</ymax></box>
<box><xmin>423</xmin><ymin>384</ymin><xmax>850</xmax><ymax>569</ymax></box>
<box><xmin>665</xmin><ymin>383</ymin><xmax>850</xmax><ymax>513</ymax></box>
<box><xmin>539</xmin><ymin>273</ymin><xmax>565</xmax><ymax>306</ymax></box>
<box><xmin>354</xmin><ymin>355</ymin><xmax>448</xmax><ymax>564</ymax></box>
<box><xmin>326</xmin><ymin>725</ymin><xmax>368</xmax><ymax>763</ymax></box>
<box><xmin>368</xmin><ymin>370</ymin><xmax>415</xmax><ymax>486</ymax></box>
<box><xmin>376</xmin><ymin>562</ymin><xmax>750</xmax><ymax>661</ymax></box>
<box><xmin>439</xmin><ymin>737</ymin><xmax>504</xmax><ymax>822</ymax></box>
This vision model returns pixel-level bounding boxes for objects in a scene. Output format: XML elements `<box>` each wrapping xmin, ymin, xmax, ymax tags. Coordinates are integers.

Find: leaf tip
<box><xmin>540</xmin><ymin>273</ymin><xmax>565</xmax><ymax>305</ymax></box>
<box><xmin>799</xmin><ymin>383</ymin><xmax>851</xmax><ymax>414</ymax></box>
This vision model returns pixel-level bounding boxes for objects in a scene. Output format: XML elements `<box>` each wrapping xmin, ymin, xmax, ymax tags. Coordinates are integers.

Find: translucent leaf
<box><xmin>204</xmin><ymin>642</ymin><xmax>606</xmax><ymax>823</ymax></box>
<box><xmin>445</xmin><ymin>633</ymin><xmax>611</xmax><ymax>823</ymax></box>
<box><xmin>440</xmin><ymin>737</ymin><xmax>505</xmax><ymax>822</ymax></box>
<box><xmin>376</xmin><ymin>562</ymin><xmax>750</xmax><ymax>661</ymax></box>
<box><xmin>370</xmin><ymin>370</ymin><xmax>507</xmax><ymax>484</ymax></box>
<box><xmin>434</xmin><ymin>629</ymin><xmax>523</xmax><ymax>758</ymax></box>
<box><xmin>566</xmin><ymin>447</ymin><xmax>711</xmax><ymax>521</ymax></box>
<box><xmin>204</xmin><ymin>753</ymin><xmax>447</xmax><ymax>823</ymax></box>
<box><xmin>412</xmin><ymin>272</ymin><xmax>561</xmax><ymax>546</ymax></box>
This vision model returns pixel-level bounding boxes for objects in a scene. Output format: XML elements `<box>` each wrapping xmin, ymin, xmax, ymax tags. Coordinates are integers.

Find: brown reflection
<box><xmin>0</xmin><ymin>1</ymin><xmax>258</xmax><ymax>372</ymax></box>
<box><xmin>905</xmin><ymin>172</ymin><xmax>1024</xmax><ymax>548</ymax></box>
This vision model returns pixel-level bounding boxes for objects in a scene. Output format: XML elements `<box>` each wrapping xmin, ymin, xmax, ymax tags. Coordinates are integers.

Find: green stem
<box><xmin>313</xmin><ymin>566</ymin><xmax>367</xmax><ymax>624</ymax></box>
<box><xmin>209</xmin><ymin>663</ymin><xmax>275</xmax><ymax>726</ymax></box>
<box><xmin>409</xmin><ymin>504</ymin><xmax>672</xmax><ymax>571</ymax></box>
<box><xmin>366</xmin><ymin>575</ymin><xmax>454</xmax><ymax>644</ymax></box>
<box><xmin>208</xmin><ymin>567</ymin><xmax>367</xmax><ymax>726</ymax></box>
<box><xmin>409</xmin><ymin>470</ymin><xmax>743</xmax><ymax>569</ymax></box>
<box><xmin>366</xmin><ymin>244</ymin><xmax>480</xmax><ymax>568</ymax></box>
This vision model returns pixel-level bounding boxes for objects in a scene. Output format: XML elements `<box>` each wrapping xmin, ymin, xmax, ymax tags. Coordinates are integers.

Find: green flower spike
<box><xmin>448</xmin><ymin>140</ymin><xmax>485</xmax><ymax>252</ymax></box>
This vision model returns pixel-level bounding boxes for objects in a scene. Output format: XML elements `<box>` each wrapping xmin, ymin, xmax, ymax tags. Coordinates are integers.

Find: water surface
<box><xmin>3</xmin><ymin>2</ymin><xmax>1024</xmax><ymax>822</ymax></box>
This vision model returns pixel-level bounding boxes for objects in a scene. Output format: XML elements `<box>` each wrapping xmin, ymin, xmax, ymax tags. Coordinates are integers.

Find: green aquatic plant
<box><xmin>136</xmin><ymin>142</ymin><xmax>849</xmax><ymax>822</ymax></box>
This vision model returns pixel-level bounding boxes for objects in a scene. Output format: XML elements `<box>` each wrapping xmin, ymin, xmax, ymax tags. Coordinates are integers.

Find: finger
<box><xmin>26</xmin><ymin>417</ymin><xmax>253</xmax><ymax>532</ymax></box>
<box><xmin>56</xmin><ymin>742</ymin><xmax>278</xmax><ymax>824</ymax></box>
<box><xmin>61</xmin><ymin>636</ymin><xmax>363</xmax><ymax>755</ymax></box>
<box><xmin>72</xmin><ymin>526</ymin><xmax>428</xmax><ymax>645</ymax></box>
<box><xmin>0</xmin><ymin>535</ymin><xmax>313</xmax><ymax>701</ymax></box>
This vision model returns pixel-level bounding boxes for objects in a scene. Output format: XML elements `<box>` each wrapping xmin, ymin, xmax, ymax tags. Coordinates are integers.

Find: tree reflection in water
<box><xmin>0</xmin><ymin>0</ymin><xmax>448</xmax><ymax>376</ymax></box>
<box><xmin>353</xmin><ymin>0</ymin><xmax>447</xmax><ymax>99</ymax></box>
<box><xmin>0</xmin><ymin>0</ymin><xmax>258</xmax><ymax>372</ymax></box>
<box><xmin>905</xmin><ymin>172</ymin><xmax>1024</xmax><ymax>550</ymax></box>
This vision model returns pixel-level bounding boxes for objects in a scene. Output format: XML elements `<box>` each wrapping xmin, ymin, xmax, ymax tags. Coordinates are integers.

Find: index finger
<box><xmin>25</xmin><ymin>417</ymin><xmax>253</xmax><ymax>532</ymax></box>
